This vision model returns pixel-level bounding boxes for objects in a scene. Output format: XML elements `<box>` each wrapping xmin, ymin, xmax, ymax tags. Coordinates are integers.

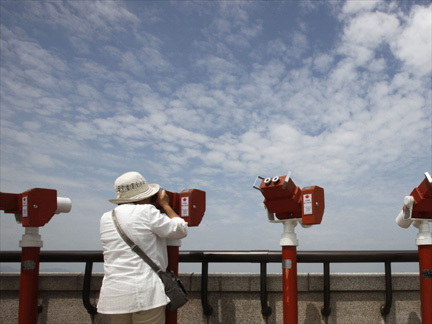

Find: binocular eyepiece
<box><xmin>254</xmin><ymin>173</ymin><xmax>325</xmax><ymax>226</ymax></box>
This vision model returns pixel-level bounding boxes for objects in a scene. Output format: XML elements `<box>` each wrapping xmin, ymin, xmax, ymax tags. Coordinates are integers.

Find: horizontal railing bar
<box><xmin>0</xmin><ymin>251</ymin><xmax>104</xmax><ymax>263</ymax></box>
<box><xmin>298</xmin><ymin>250</ymin><xmax>418</xmax><ymax>263</ymax></box>
<box><xmin>0</xmin><ymin>250</ymin><xmax>418</xmax><ymax>264</ymax></box>
<box><xmin>179</xmin><ymin>250</ymin><xmax>419</xmax><ymax>263</ymax></box>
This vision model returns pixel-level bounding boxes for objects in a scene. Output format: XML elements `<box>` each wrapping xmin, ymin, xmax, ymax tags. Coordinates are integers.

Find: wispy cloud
<box><xmin>25</xmin><ymin>1</ymin><xmax>139</xmax><ymax>38</ymax></box>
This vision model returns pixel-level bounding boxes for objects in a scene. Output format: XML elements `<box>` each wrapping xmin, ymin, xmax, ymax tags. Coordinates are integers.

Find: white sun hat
<box><xmin>108</xmin><ymin>171</ymin><xmax>160</xmax><ymax>204</ymax></box>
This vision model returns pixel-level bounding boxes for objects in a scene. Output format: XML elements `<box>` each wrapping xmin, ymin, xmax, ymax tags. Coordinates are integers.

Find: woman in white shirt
<box><xmin>98</xmin><ymin>171</ymin><xmax>188</xmax><ymax>324</ymax></box>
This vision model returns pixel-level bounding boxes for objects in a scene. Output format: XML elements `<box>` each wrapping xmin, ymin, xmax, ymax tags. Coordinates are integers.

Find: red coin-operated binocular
<box><xmin>0</xmin><ymin>188</ymin><xmax>71</xmax><ymax>324</ymax></box>
<box><xmin>254</xmin><ymin>172</ymin><xmax>324</xmax><ymax>226</ymax></box>
<box><xmin>394</xmin><ymin>172</ymin><xmax>432</xmax><ymax>324</ymax></box>
<box><xmin>254</xmin><ymin>172</ymin><xmax>325</xmax><ymax>324</ymax></box>
<box><xmin>156</xmin><ymin>189</ymin><xmax>206</xmax><ymax>227</ymax></box>
<box><xmin>0</xmin><ymin>188</ymin><xmax>72</xmax><ymax>226</ymax></box>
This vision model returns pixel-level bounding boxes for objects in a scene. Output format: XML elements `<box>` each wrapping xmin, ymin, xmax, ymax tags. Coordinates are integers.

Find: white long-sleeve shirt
<box><xmin>97</xmin><ymin>203</ymin><xmax>188</xmax><ymax>314</ymax></box>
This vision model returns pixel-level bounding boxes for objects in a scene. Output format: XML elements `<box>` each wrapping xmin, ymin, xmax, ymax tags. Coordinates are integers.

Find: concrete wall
<box><xmin>0</xmin><ymin>272</ymin><xmax>422</xmax><ymax>324</ymax></box>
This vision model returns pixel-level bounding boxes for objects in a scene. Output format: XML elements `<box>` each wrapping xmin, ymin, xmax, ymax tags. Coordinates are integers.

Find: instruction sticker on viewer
<box><xmin>303</xmin><ymin>194</ymin><xmax>313</xmax><ymax>215</ymax></box>
<box><xmin>181</xmin><ymin>197</ymin><xmax>189</xmax><ymax>217</ymax></box>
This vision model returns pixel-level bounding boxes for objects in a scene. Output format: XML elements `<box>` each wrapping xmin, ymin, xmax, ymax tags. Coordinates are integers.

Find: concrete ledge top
<box><xmin>0</xmin><ymin>272</ymin><xmax>420</xmax><ymax>293</ymax></box>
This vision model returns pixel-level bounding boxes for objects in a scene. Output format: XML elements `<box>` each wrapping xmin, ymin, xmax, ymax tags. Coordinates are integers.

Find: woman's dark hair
<box><xmin>150</xmin><ymin>193</ymin><xmax>158</xmax><ymax>203</ymax></box>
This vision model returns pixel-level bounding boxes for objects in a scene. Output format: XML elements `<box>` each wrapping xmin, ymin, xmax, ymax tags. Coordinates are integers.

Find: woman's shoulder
<box><xmin>135</xmin><ymin>203</ymin><xmax>158</xmax><ymax>212</ymax></box>
<box><xmin>117</xmin><ymin>203</ymin><xmax>159</xmax><ymax>216</ymax></box>
<box><xmin>116</xmin><ymin>203</ymin><xmax>153</xmax><ymax>211</ymax></box>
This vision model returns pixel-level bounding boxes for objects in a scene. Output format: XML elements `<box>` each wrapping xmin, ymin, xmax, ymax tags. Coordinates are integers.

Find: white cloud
<box><xmin>341</xmin><ymin>0</ymin><xmax>383</xmax><ymax>17</ymax></box>
<box><xmin>337</xmin><ymin>2</ymin><xmax>432</xmax><ymax>78</ymax></box>
<box><xmin>347</xmin><ymin>11</ymin><xmax>399</xmax><ymax>46</ymax></box>
<box><xmin>339</xmin><ymin>11</ymin><xmax>399</xmax><ymax>66</ymax></box>
<box><xmin>313</xmin><ymin>53</ymin><xmax>334</xmax><ymax>73</ymax></box>
<box><xmin>391</xmin><ymin>4</ymin><xmax>432</xmax><ymax>76</ymax></box>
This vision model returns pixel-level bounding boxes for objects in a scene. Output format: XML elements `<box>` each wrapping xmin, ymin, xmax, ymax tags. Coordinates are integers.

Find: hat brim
<box><xmin>108</xmin><ymin>184</ymin><xmax>160</xmax><ymax>204</ymax></box>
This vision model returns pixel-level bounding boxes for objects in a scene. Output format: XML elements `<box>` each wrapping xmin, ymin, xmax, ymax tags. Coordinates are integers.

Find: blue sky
<box><xmin>1</xmin><ymin>1</ymin><xmax>431</xmax><ymax>273</ymax></box>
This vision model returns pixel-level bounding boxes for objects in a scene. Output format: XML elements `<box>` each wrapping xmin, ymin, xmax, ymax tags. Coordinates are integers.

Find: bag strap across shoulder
<box><xmin>111</xmin><ymin>209</ymin><xmax>163</xmax><ymax>277</ymax></box>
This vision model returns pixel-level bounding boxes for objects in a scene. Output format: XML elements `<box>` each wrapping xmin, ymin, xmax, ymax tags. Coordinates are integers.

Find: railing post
<box><xmin>321</xmin><ymin>262</ymin><xmax>331</xmax><ymax>316</ymax></box>
<box><xmin>381</xmin><ymin>261</ymin><xmax>392</xmax><ymax>316</ymax></box>
<box><xmin>83</xmin><ymin>261</ymin><xmax>97</xmax><ymax>317</ymax></box>
<box><xmin>201</xmin><ymin>261</ymin><xmax>213</xmax><ymax>316</ymax></box>
<box><xmin>260</xmin><ymin>262</ymin><xmax>272</xmax><ymax>316</ymax></box>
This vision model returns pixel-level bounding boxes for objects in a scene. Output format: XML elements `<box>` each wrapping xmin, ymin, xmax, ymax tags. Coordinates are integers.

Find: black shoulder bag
<box><xmin>111</xmin><ymin>209</ymin><xmax>188</xmax><ymax>310</ymax></box>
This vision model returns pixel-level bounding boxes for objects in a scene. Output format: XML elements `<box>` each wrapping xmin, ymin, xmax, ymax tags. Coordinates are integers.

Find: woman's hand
<box><xmin>156</xmin><ymin>189</ymin><xmax>170</xmax><ymax>208</ymax></box>
<box><xmin>156</xmin><ymin>189</ymin><xmax>180</xmax><ymax>219</ymax></box>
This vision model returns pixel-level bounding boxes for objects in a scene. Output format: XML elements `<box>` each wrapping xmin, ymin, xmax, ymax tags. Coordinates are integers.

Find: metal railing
<box><xmin>0</xmin><ymin>250</ymin><xmax>419</xmax><ymax>318</ymax></box>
